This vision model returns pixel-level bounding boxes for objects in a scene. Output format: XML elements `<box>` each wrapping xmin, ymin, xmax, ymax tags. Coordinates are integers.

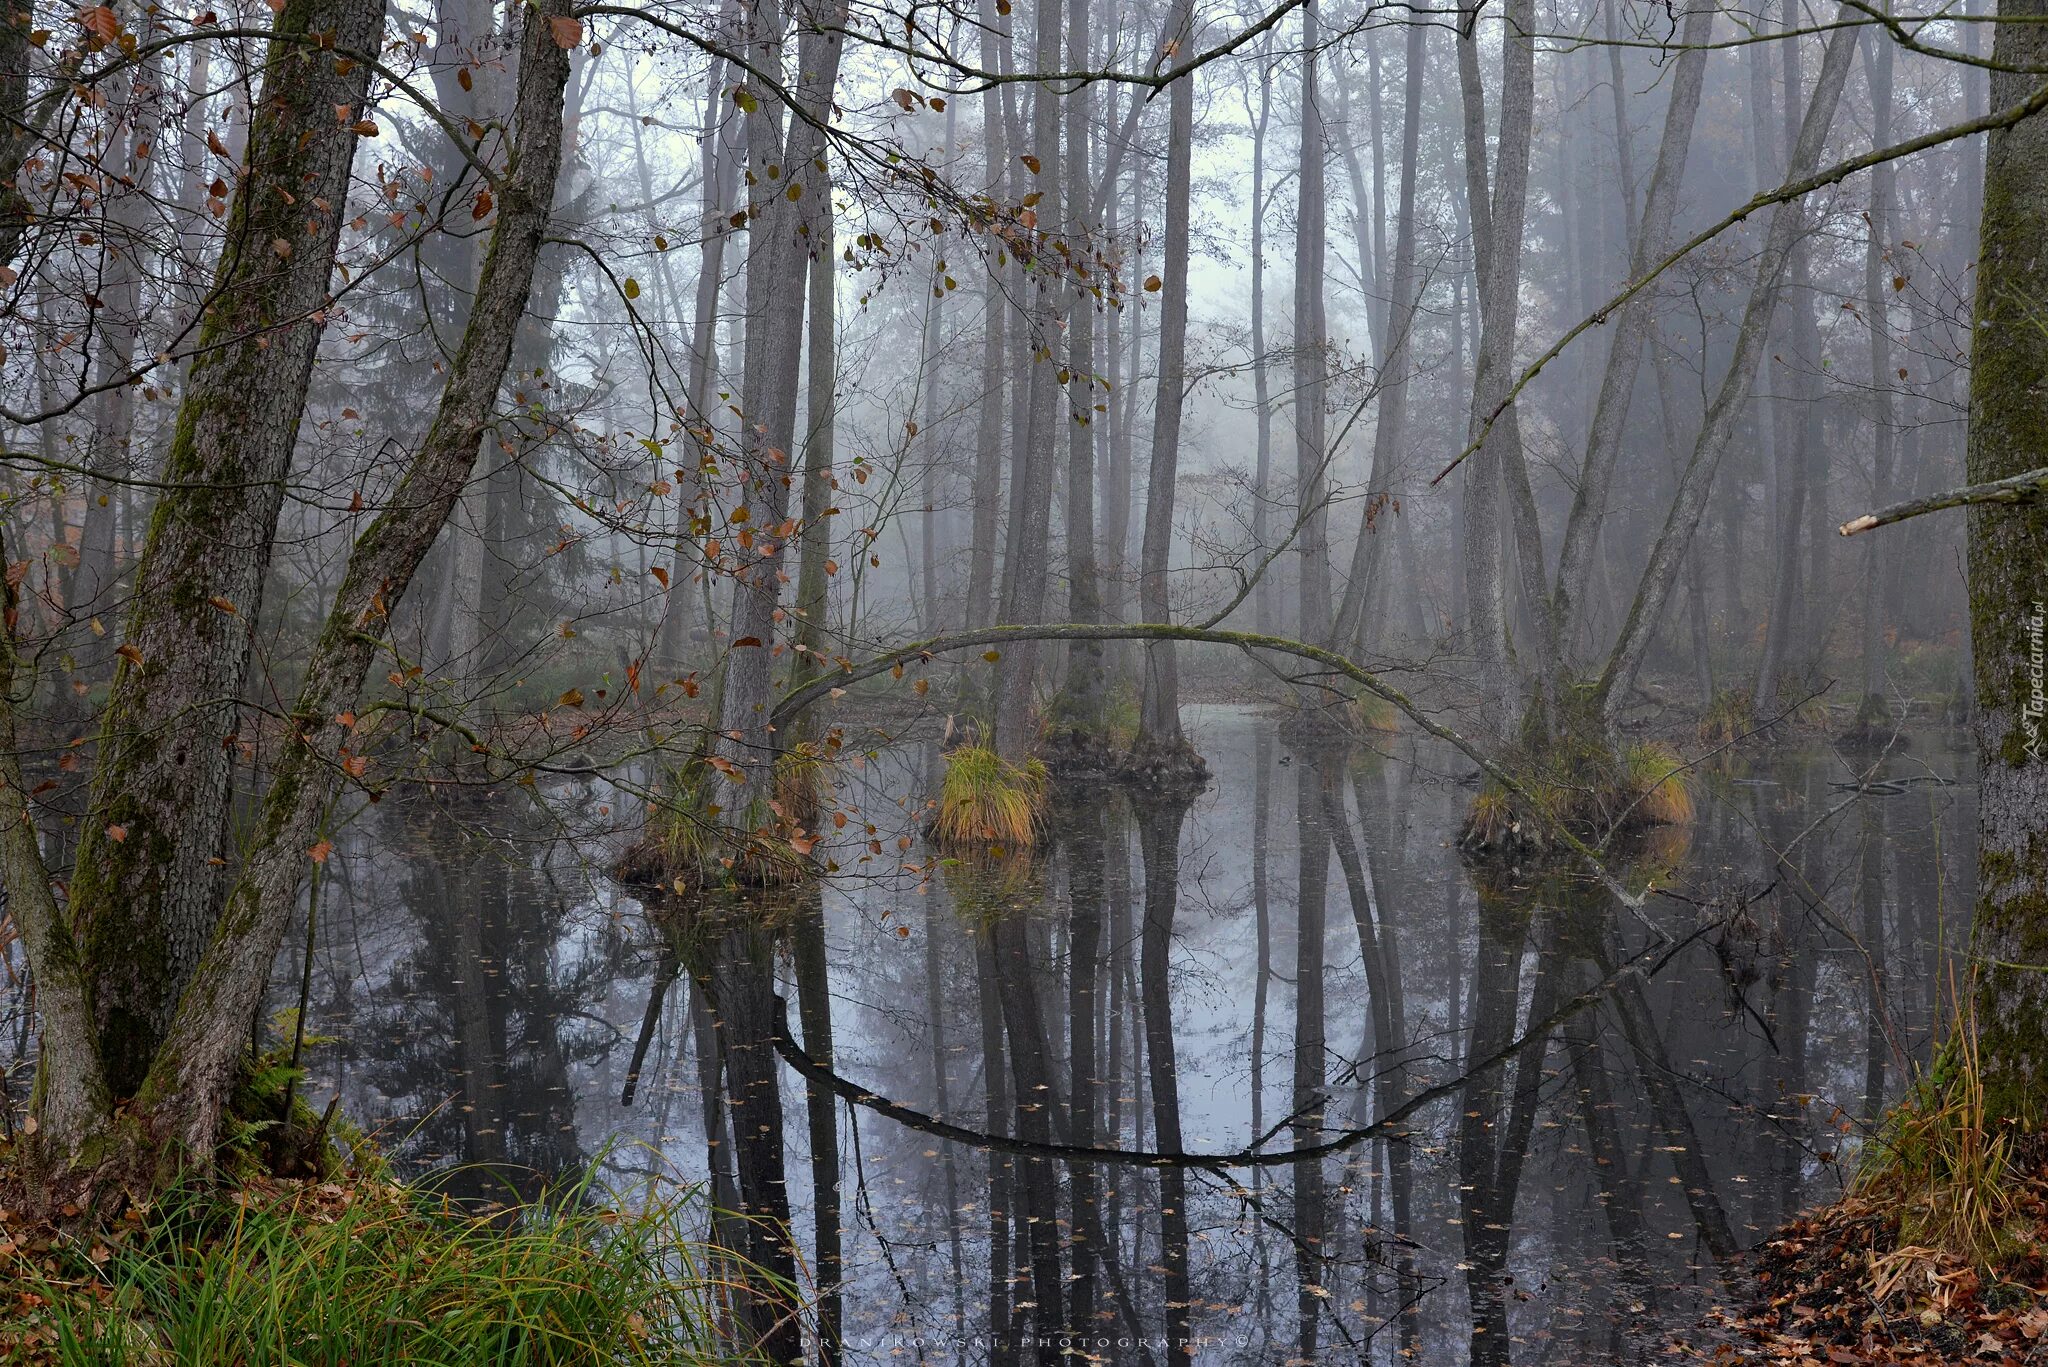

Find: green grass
<box><xmin>0</xmin><ymin>1166</ymin><xmax>759</xmax><ymax>1366</ymax></box>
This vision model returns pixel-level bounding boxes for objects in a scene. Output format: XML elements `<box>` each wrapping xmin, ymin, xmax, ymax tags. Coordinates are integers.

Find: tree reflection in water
<box><xmin>288</xmin><ymin>707</ymin><xmax>1971</xmax><ymax>1364</ymax></box>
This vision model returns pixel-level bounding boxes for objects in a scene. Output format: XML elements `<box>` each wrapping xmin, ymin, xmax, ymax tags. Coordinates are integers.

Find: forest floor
<box><xmin>1671</xmin><ymin>1150</ymin><xmax>2048</xmax><ymax>1364</ymax></box>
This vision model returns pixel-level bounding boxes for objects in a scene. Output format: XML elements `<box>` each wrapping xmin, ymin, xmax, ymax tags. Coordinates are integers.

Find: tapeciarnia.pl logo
<box><xmin>2024</xmin><ymin>599</ymin><xmax>2046</xmax><ymax>761</ymax></box>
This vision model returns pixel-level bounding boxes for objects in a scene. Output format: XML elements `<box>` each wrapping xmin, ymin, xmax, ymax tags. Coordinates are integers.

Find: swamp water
<box><xmin>264</xmin><ymin>704</ymin><xmax>1974</xmax><ymax>1364</ymax></box>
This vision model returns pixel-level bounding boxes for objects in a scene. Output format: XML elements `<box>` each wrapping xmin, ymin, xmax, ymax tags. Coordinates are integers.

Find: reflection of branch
<box><xmin>1839</xmin><ymin>463</ymin><xmax>2048</xmax><ymax>535</ymax></box>
<box><xmin>767</xmin><ymin>922</ymin><xmax>1714</xmax><ymax>1170</ymax></box>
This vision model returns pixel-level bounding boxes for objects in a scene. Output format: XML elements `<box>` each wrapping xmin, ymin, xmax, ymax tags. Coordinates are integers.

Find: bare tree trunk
<box><xmin>1332</xmin><ymin>17</ymin><xmax>1429</xmax><ymax>657</ymax></box>
<box><xmin>987</xmin><ymin>0</ymin><xmax>1066</xmax><ymax>763</ymax></box>
<box><xmin>1549</xmin><ymin>0</ymin><xmax>1714</xmax><ymax>661</ymax></box>
<box><xmin>1456</xmin><ymin>0</ymin><xmax>1539</xmax><ymax>729</ymax></box>
<box><xmin>789</xmin><ymin>150</ymin><xmax>845</xmax><ymax>1361</ymax></box>
<box><xmin>1133</xmin><ymin>0</ymin><xmax>1198</xmax><ymax>762</ymax></box>
<box><xmin>705</xmin><ymin>0</ymin><xmax>849</xmax><ymax>824</ymax></box>
<box><xmin>1248</xmin><ymin>68</ymin><xmax>1276</xmax><ymax>638</ymax></box>
<box><xmin>1858</xmin><ymin>30</ymin><xmax>1898</xmax><ymax>714</ymax></box>
<box><xmin>1596</xmin><ymin>17</ymin><xmax>1857</xmax><ymax>730</ymax></box>
<box><xmin>920</xmin><ymin>108</ymin><xmax>958</xmax><ymax>638</ymax></box>
<box><xmin>0</xmin><ymin>534</ymin><xmax>110</xmax><ymax>1162</ymax></box>
<box><xmin>1748</xmin><ymin>29</ymin><xmax>1806</xmax><ymax>710</ymax></box>
<box><xmin>70</xmin><ymin>37</ymin><xmax>162</xmax><ymax>689</ymax></box>
<box><xmin>1294</xmin><ymin>3</ymin><xmax>1333</xmax><ymax>656</ymax></box>
<box><xmin>1060</xmin><ymin>0</ymin><xmax>1105</xmax><ymax>737</ymax></box>
<box><xmin>662</xmin><ymin>17</ymin><xmax>741</xmax><ymax>670</ymax></box>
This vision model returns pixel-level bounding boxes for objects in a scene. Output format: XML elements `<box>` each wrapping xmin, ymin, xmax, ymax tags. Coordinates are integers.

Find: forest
<box><xmin>0</xmin><ymin>0</ymin><xmax>2044</xmax><ymax>1362</ymax></box>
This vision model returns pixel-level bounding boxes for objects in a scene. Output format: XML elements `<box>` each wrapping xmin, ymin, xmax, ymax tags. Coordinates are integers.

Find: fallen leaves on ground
<box><xmin>1670</xmin><ymin>1162</ymin><xmax>2048</xmax><ymax>1365</ymax></box>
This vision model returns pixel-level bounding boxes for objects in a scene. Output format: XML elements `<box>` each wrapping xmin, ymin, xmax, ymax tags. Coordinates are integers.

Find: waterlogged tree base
<box><xmin>614</xmin><ymin>829</ymin><xmax>816</xmax><ymax>898</ymax></box>
<box><xmin>1116</xmin><ymin>731</ymin><xmax>1210</xmax><ymax>793</ymax></box>
<box><xmin>1839</xmin><ymin>693</ymin><xmax>1911</xmax><ymax>750</ymax></box>
<box><xmin>1039</xmin><ymin>723</ymin><xmax>1126</xmax><ymax>779</ymax></box>
<box><xmin>1460</xmin><ymin>738</ymin><xmax>1694</xmax><ymax>855</ymax></box>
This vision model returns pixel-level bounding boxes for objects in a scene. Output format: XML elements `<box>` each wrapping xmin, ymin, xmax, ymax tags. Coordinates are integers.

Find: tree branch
<box><xmin>1839</xmin><ymin>464</ymin><xmax>2048</xmax><ymax>535</ymax></box>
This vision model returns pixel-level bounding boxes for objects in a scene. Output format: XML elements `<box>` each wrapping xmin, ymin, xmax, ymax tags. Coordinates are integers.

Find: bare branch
<box><xmin>1840</xmin><ymin>465</ymin><xmax>2048</xmax><ymax>535</ymax></box>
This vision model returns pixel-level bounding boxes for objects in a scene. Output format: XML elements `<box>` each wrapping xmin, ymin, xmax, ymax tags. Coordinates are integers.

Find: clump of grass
<box><xmin>1459</xmin><ymin>694</ymin><xmax>1694</xmax><ymax>852</ymax></box>
<box><xmin>771</xmin><ymin>739</ymin><xmax>827</xmax><ymax>833</ymax></box>
<box><xmin>1348</xmin><ymin>692</ymin><xmax>1399</xmax><ymax>734</ymax></box>
<box><xmin>1697</xmin><ymin>688</ymin><xmax>1756</xmax><ymax>745</ymax></box>
<box><xmin>932</xmin><ymin>745</ymin><xmax>1048</xmax><ymax>851</ymax></box>
<box><xmin>1854</xmin><ymin>993</ymin><xmax>2028</xmax><ymax>1272</ymax></box>
<box><xmin>1621</xmin><ymin>741</ymin><xmax>1694</xmax><ymax>826</ymax></box>
<box><xmin>0</xmin><ymin>1165</ymin><xmax>750</xmax><ymax>1366</ymax></box>
<box><xmin>1463</xmin><ymin>787</ymin><xmax>1519</xmax><ymax>849</ymax></box>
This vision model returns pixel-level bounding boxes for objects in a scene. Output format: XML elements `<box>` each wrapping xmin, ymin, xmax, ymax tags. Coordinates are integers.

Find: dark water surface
<box><xmin>272</xmin><ymin>705</ymin><xmax>1974</xmax><ymax>1364</ymax></box>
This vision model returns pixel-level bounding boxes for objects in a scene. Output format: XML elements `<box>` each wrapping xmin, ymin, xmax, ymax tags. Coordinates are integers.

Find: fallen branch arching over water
<box><xmin>762</xmin><ymin>923</ymin><xmax>1714</xmax><ymax>1172</ymax></box>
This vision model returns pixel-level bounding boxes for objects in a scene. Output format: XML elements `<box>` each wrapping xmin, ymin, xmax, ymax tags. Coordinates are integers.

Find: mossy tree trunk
<box><xmin>7</xmin><ymin>0</ymin><xmax>576</xmax><ymax>1178</ymax></box>
<box><xmin>1965</xmin><ymin>0</ymin><xmax>2048</xmax><ymax>1120</ymax></box>
<box><xmin>68</xmin><ymin>0</ymin><xmax>387</xmax><ymax>1101</ymax></box>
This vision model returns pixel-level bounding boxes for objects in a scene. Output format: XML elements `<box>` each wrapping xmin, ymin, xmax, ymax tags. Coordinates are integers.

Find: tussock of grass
<box><xmin>1622</xmin><ymin>742</ymin><xmax>1695</xmax><ymax>826</ymax></box>
<box><xmin>0</xmin><ymin>1165</ymin><xmax>751</xmax><ymax>1365</ymax></box>
<box><xmin>1348</xmin><ymin>693</ymin><xmax>1399</xmax><ymax>734</ymax></box>
<box><xmin>1697</xmin><ymin>688</ymin><xmax>1756</xmax><ymax>745</ymax></box>
<box><xmin>1464</xmin><ymin>788</ymin><xmax>1519</xmax><ymax>848</ymax></box>
<box><xmin>1459</xmin><ymin>693</ymin><xmax>1694</xmax><ymax>852</ymax></box>
<box><xmin>933</xmin><ymin>746</ymin><xmax>1048</xmax><ymax>851</ymax></box>
<box><xmin>1854</xmin><ymin>993</ymin><xmax>2028</xmax><ymax>1271</ymax></box>
<box><xmin>771</xmin><ymin>740</ymin><xmax>827</xmax><ymax>832</ymax></box>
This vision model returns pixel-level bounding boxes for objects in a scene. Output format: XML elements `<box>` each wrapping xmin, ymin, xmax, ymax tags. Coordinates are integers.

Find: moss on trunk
<box><xmin>1964</xmin><ymin>0</ymin><xmax>2048</xmax><ymax>1124</ymax></box>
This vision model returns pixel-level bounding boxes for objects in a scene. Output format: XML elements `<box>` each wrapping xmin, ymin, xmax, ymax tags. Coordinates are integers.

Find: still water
<box><xmin>279</xmin><ymin>704</ymin><xmax>1973</xmax><ymax>1364</ymax></box>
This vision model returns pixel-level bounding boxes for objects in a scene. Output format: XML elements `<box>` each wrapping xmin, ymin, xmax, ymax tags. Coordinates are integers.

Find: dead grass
<box><xmin>931</xmin><ymin>746</ymin><xmax>1049</xmax><ymax>852</ymax></box>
